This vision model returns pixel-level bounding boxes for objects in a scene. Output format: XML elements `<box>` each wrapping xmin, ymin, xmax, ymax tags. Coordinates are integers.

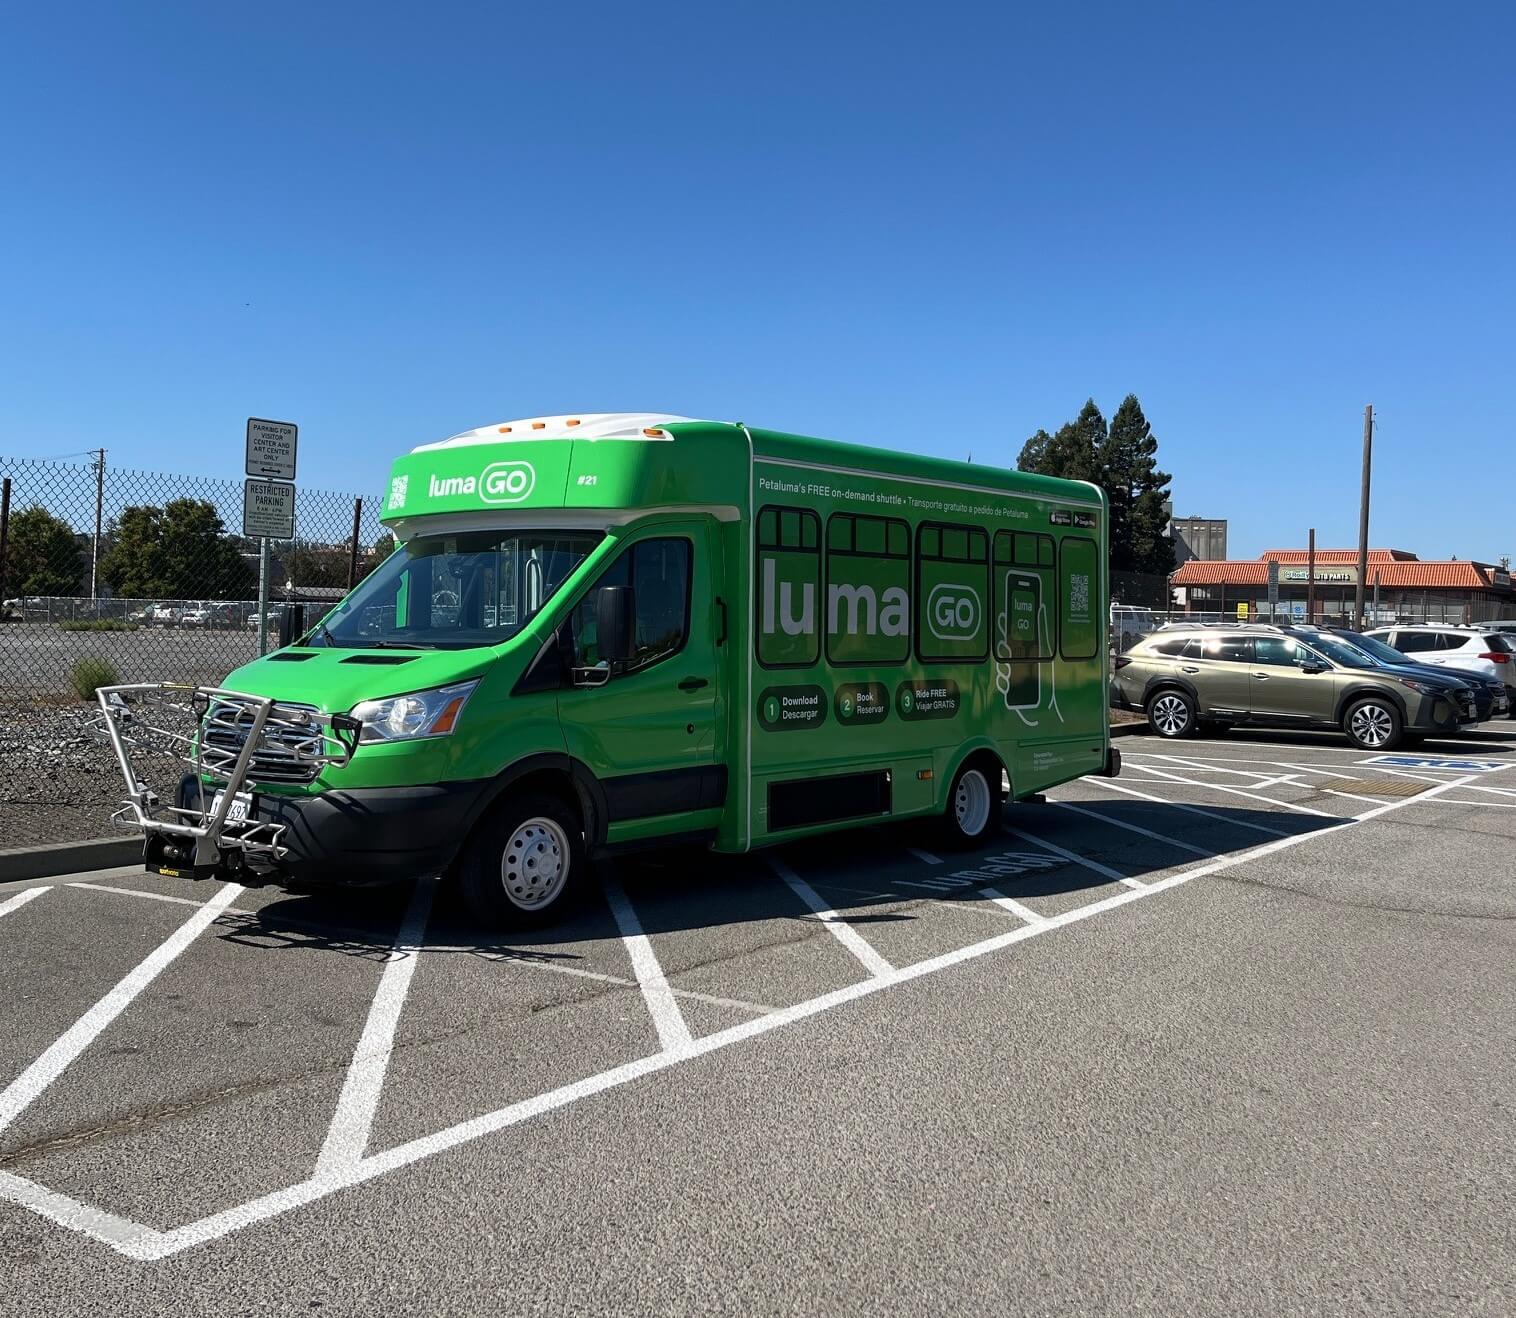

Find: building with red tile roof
<box><xmin>1170</xmin><ymin>549</ymin><xmax>1514</xmax><ymax>624</ymax></box>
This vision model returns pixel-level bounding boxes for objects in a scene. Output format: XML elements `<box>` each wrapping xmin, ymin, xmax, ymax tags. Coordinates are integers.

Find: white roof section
<box><xmin>412</xmin><ymin>412</ymin><xmax>703</xmax><ymax>452</ymax></box>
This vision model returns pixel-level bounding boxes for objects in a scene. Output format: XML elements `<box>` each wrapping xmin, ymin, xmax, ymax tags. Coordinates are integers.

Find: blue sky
<box><xmin>2</xmin><ymin>2</ymin><xmax>1512</xmax><ymax>562</ymax></box>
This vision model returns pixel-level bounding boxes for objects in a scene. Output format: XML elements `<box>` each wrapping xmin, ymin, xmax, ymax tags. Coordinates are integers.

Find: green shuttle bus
<box><xmin>101</xmin><ymin>412</ymin><xmax>1118</xmax><ymax>925</ymax></box>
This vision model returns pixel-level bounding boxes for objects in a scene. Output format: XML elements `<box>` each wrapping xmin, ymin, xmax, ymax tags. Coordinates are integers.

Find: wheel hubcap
<box><xmin>1351</xmin><ymin>705</ymin><xmax>1393</xmax><ymax>746</ymax></box>
<box><xmin>500</xmin><ymin>817</ymin><xmax>570</xmax><ymax>911</ymax></box>
<box><xmin>1152</xmin><ymin>695</ymin><xmax>1189</xmax><ymax>735</ymax></box>
<box><xmin>954</xmin><ymin>769</ymin><xmax>992</xmax><ymax>837</ymax></box>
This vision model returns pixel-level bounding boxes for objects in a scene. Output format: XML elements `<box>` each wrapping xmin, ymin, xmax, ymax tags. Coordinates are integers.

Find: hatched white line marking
<box><xmin>1435</xmin><ymin>796</ymin><xmax>1516</xmax><ymax>809</ymax></box>
<box><xmin>1124</xmin><ymin>762</ymin><xmax>1336</xmax><ymax>817</ymax></box>
<box><xmin>769</xmin><ymin>857</ymin><xmax>894</xmax><ymax>979</ymax></box>
<box><xmin>68</xmin><ymin>882</ymin><xmax>206</xmax><ymax>908</ymax></box>
<box><xmin>448</xmin><ymin>951</ymin><xmax>774</xmax><ymax>1016</ymax></box>
<box><xmin>0</xmin><ymin>882</ymin><xmax>243</xmax><ymax>1136</ymax></box>
<box><xmin>1463</xmin><ymin>781</ymin><xmax>1516</xmax><ymax>799</ymax></box>
<box><xmin>1001</xmin><ymin>825</ymin><xmax>1142</xmax><ymax>888</ymax></box>
<box><xmin>1081</xmin><ymin>777</ymin><xmax>1291</xmax><ymax>837</ymax></box>
<box><xmin>314</xmin><ymin>875</ymin><xmax>438</xmax><ymax>1176</ymax></box>
<box><xmin>0</xmin><ymin>886</ymin><xmax>50</xmax><ymax>919</ymax></box>
<box><xmin>1051</xmin><ymin>800</ymin><xmax>1214</xmax><ymax>857</ymax></box>
<box><xmin>979</xmin><ymin>888</ymin><xmax>1048</xmax><ymax>925</ymax></box>
<box><xmin>0</xmin><ymin>770</ymin><xmax>1481</xmax><ymax>1260</ymax></box>
<box><xmin>907</xmin><ymin>847</ymin><xmax>943</xmax><ymax>865</ymax></box>
<box><xmin>602</xmin><ymin>869</ymin><xmax>694</xmax><ymax>1052</ymax></box>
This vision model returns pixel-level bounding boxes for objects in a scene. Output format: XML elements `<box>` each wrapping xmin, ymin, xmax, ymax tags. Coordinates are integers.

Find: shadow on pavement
<box><xmin>210</xmin><ymin>800</ymin><xmax>1342</xmax><ymax>961</ymax></box>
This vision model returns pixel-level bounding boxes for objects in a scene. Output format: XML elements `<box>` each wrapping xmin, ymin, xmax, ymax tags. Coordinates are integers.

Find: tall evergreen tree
<box><xmin>1017</xmin><ymin>400</ymin><xmax>1105</xmax><ymax>484</ymax></box>
<box><xmin>1099</xmin><ymin>394</ymin><xmax>1174</xmax><ymax>574</ymax></box>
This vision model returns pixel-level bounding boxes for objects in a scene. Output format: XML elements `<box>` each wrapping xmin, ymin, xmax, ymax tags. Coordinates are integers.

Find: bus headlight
<box><xmin>350</xmin><ymin>681</ymin><xmax>478</xmax><ymax>743</ymax></box>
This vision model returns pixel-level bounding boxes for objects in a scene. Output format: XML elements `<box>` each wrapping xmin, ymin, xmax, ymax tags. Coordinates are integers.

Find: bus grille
<box><xmin>202</xmin><ymin>701</ymin><xmax>325</xmax><ymax>785</ymax></box>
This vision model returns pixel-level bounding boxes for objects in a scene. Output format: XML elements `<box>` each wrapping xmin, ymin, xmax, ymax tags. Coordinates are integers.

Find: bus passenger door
<box><xmin>557</xmin><ymin>520</ymin><xmax>727</xmax><ymax>844</ymax></box>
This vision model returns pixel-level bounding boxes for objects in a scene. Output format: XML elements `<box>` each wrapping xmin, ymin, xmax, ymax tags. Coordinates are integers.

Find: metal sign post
<box><xmin>244</xmin><ymin>420</ymin><xmax>299</xmax><ymax>654</ymax></box>
<box><xmin>1267</xmin><ymin>559</ymin><xmax>1280</xmax><ymax>621</ymax></box>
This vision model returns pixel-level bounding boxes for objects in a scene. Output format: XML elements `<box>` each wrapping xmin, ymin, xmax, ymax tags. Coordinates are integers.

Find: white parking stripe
<box><xmin>1001</xmin><ymin>825</ymin><xmax>1142</xmax><ymax>888</ymax></box>
<box><xmin>315</xmin><ymin>875</ymin><xmax>438</xmax><ymax>1175</ymax></box>
<box><xmin>602</xmin><ymin>869</ymin><xmax>694</xmax><ymax>1053</ymax></box>
<box><xmin>0</xmin><ymin>882</ymin><xmax>243</xmax><ymax>1136</ymax></box>
<box><xmin>1051</xmin><ymin>800</ymin><xmax>1214</xmax><ymax>856</ymax></box>
<box><xmin>769</xmin><ymin>857</ymin><xmax>894</xmax><ymax>979</ymax></box>
<box><xmin>0</xmin><ymin>886</ymin><xmax>49</xmax><ymax>920</ymax></box>
<box><xmin>1082</xmin><ymin>777</ymin><xmax>1291</xmax><ymax>837</ymax></box>
<box><xmin>979</xmin><ymin>889</ymin><xmax>1048</xmax><ymax>925</ymax></box>
<box><xmin>1124</xmin><ymin>762</ymin><xmax>1336</xmax><ymax>817</ymax></box>
<box><xmin>67</xmin><ymin>882</ymin><xmax>206</xmax><ymax>908</ymax></box>
<box><xmin>907</xmin><ymin>847</ymin><xmax>943</xmax><ymax>865</ymax></box>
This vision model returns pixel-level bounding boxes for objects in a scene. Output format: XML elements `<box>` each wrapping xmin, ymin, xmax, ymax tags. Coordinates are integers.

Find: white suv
<box><xmin>1366</xmin><ymin>625</ymin><xmax>1516</xmax><ymax>719</ymax></box>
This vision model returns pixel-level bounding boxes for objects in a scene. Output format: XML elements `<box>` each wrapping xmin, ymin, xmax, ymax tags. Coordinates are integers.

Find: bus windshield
<box><xmin>310</xmin><ymin>529</ymin><xmax>602</xmax><ymax>649</ymax></box>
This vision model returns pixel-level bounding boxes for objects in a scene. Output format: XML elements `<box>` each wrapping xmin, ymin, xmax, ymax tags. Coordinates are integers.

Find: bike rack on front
<box><xmin>91</xmin><ymin>683</ymin><xmax>362</xmax><ymax>878</ymax></box>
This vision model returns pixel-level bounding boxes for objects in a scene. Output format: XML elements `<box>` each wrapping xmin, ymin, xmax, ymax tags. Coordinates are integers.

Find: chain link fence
<box><xmin>0</xmin><ymin>454</ymin><xmax>389</xmax><ymax>847</ymax></box>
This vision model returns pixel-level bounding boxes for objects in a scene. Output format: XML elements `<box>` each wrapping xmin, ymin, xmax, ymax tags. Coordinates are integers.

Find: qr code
<box><xmin>1070</xmin><ymin>573</ymin><xmax>1089</xmax><ymax>614</ymax></box>
<box><xmin>388</xmin><ymin>474</ymin><xmax>409</xmax><ymax>510</ymax></box>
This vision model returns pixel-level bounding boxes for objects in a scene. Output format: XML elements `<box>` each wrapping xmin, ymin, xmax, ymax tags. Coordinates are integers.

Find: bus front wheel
<box><xmin>461</xmin><ymin>792</ymin><xmax>588</xmax><ymax>928</ymax></box>
<box><xmin>941</xmin><ymin>760</ymin><xmax>1002</xmax><ymax>850</ymax></box>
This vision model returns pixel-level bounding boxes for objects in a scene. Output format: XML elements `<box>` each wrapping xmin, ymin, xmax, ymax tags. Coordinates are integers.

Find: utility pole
<box><xmin>90</xmin><ymin>448</ymin><xmax>106</xmax><ymax>605</ymax></box>
<box><xmin>1353</xmin><ymin>405</ymin><xmax>1373</xmax><ymax>628</ymax></box>
<box><xmin>1307</xmin><ymin>528</ymin><xmax>1316</xmax><ymax>623</ymax></box>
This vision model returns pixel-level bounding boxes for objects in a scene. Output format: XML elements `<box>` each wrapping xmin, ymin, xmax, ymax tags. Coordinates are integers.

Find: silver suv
<box><xmin>1112</xmin><ymin>625</ymin><xmax>1478</xmax><ymax>749</ymax></box>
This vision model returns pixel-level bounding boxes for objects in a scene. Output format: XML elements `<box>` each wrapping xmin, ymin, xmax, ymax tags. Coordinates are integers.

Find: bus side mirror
<box><xmin>597</xmin><ymin>585</ymin><xmax>636</xmax><ymax>665</ymax></box>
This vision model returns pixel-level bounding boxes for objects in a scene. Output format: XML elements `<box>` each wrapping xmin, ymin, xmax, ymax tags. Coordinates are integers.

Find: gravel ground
<box><xmin>0</xmin><ymin>699</ymin><xmax>129</xmax><ymax>846</ymax></box>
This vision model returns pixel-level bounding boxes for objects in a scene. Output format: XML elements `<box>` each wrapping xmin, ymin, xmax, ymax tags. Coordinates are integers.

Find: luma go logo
<box><xmin>429</xmin><ymin>461</ymin><xmax>537</xmax><ymax>504</ymax></box>
<box><xmin>480</xmin><ymin>460</ymin><xmax>535</xmax><ymax>505</ymax></box>
<box><xmin>927</xmin><ymin>583</ymin><xmax>980</xmax><ymax>641</ymax></box>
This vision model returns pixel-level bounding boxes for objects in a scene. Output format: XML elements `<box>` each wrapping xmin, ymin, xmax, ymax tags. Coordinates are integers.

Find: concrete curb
<box><xmin>1110</xmin><ymin>720</ymin><xmax>1149</xmax><ymax>737</ymax></box>
<box><xmin>0</xmin><ymin>837</ymin><xmax>141</xmax><ymax>884</ymax></box>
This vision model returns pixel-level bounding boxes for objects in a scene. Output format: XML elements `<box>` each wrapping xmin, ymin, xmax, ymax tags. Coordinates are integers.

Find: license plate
<box><xmin>211</xmin><ymin>791</ymin><xmax>254</xmax><ymax>823</ymax></box>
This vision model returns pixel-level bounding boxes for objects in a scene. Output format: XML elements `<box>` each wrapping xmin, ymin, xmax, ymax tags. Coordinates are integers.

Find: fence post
<box><xmin>0</xmin><ymin>476</ymin><xmax>10</xmax><ymax>612</ymax></box>
<box><xmin>90</xmin><ymin>448</ymin><xmax>105</xmax><ymax>605</ymax></box>
<box><xmin>347</xmin><ymin>497</ymin><xmax>363</xmax><ymax>589</ymax></box>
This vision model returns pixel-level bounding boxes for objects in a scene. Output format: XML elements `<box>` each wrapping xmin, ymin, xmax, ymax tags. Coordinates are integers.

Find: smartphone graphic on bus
<box><xmin>1001</xmin><ymin>570</ymin><xmax>1042</xmax><ymax>709</ymax></box>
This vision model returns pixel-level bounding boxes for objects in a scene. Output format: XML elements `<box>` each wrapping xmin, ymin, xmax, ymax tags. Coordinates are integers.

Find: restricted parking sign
<box><xmin>242</xmin><ymin>479</ymin><xmax>295</xmax><ymax>539</ymax></box>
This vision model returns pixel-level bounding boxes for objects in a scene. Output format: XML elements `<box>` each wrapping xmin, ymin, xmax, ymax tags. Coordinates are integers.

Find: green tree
<box><xmin>100</xmin><ymin>499</ymin><xmax>256</xmax><ymax>599</ymax></box>
<box><xmin>1099</xmin><ymin>394</ymin><xmax>1174</xmax><ymax>574</ymax></box>
<box><xmin>3</xmin><ymin>505</ymin><xmax>84</xmax><ymax>596</ymax></box>
<box><xmin>1017</xmin><ymin>400</ymin><xmax>1106</xmax><ymax>484</ymax></box>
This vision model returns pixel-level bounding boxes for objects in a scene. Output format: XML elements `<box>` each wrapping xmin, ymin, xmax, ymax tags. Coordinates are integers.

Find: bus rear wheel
<box><xmin>461</xmin><ymin>792</ymin><xmax>588</xmax><ymax>928</ymax></box>
<box><xmin>941</xmin><ymin>761</ymin><xmax>1002</xmax><ymax>850</ymax></box>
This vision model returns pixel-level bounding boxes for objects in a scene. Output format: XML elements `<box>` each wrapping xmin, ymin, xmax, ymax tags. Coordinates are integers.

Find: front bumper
<box><xmin>1406</xmin><ymin>690</ymin><xmax>1478</xmax><ymax>733</ymax></box>
<box><xmin>175</xmin><ymin>776</ymin><xmax>488</xmax><ymax>886</ymax></box>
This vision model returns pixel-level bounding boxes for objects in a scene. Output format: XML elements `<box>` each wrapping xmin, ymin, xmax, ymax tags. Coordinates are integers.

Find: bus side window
<box><xmin>916</xmin><ymin>522</ymin><xmax>989</xmax><ymax>664</ymax></box>
<box><xmin>992</xmin><ymin>530</ymin><xmax>1055</xmax><ymax>661</ymax></box>
<box><xmin>756</xmin><ymin>505</ymin><xmax>821</xmax><ymax>668</ymax></box>
<box><xmin>572</xmin><ymin>538</ymin><xmax>692</xmax><ymax>676</ymax></box>
<box><xmin>1058</xmin><ymin>537</ymin><xmax>1100</xmax><ymax>661</ymax></box>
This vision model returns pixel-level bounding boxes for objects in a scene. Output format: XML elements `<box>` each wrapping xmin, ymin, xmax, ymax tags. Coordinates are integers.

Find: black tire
<box><xmin>460</xmin><ymin>791</ymin><xmax>589</xmax><ymax>928</ymax></box>
<box><xmin>940</xmin><ymin>759</ymin><xmax>1003</xmax><ymax>850</ymax></box>
<box><xmin>1146</xmin><ymin>688</ymin><xmax>1198</xmax><ymax>739</ymax></box>
<box><xmin>1342</xmin><ymin>696</ymin><xmax>1403</xmax><ymax>751</ymax></box>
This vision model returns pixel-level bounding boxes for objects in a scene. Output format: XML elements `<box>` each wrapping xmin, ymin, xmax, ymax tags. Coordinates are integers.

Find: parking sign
<box><xmin>246</xmin><ymin>418</ymin><xmax>298</xmax><ymax>480</ymax></box>
<box><xmin>243</xmin><ymin>479</ymin><xmax>296</xmax><ymax>539</ymax></box>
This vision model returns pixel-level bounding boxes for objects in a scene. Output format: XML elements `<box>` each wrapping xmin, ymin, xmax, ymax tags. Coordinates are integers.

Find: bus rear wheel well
<box><xmin>950</xmin><ymin>748</ymin><xmax>1008</xmax><ymax>806</ymax></box>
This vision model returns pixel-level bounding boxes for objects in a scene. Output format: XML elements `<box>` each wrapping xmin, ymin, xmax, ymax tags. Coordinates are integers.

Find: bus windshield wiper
<box><xmin>361</xmin><ymin>640</ymin><xmax>440</xmax><ymax>650</ymax></box>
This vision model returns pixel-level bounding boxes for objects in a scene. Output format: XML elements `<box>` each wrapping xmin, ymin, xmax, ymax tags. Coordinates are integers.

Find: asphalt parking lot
<box><xmin>2</xmin><ymin>727</ymin><xmax>1514</xmax><ymax>1316</ymax></box>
